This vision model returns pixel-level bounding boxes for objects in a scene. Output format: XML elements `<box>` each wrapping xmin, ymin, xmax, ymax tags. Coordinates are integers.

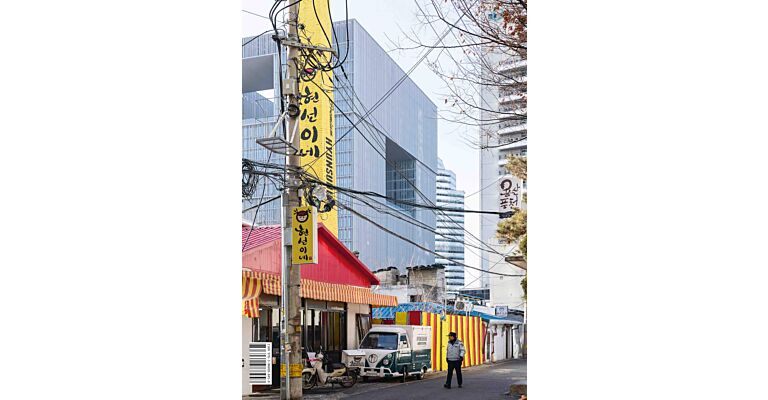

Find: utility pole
<box><xmin>280</xmin><ymin>1</ymin><xmax>303</xmax><ymax>398</ymax></box>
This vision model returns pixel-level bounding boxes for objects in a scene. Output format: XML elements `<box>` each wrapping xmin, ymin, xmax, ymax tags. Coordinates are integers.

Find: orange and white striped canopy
<box><xmin>242</xmin><ymin>270</ymin><xmax>397</xmax><ymax>308</ymax></box>
<box><xmin>242</xmin><ymin>269</ymin><xmax>262</xmax><ymax>318</ymax></box>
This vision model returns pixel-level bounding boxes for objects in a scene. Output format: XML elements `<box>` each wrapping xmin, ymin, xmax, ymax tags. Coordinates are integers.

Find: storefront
<box><xmin>242</xmin><ymin>224</ymin><xmax>397</xmax><ymax>394</ymax></box>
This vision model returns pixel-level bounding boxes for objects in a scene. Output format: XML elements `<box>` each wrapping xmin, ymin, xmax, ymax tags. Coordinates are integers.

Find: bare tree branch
<box><xmin>389</xmin><ymin>0</ymin><xmax>526</xmax><ymax>148</ymax></box>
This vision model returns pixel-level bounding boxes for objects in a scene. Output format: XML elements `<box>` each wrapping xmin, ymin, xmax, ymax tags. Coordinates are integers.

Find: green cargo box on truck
<box><xmin>358</xmin><ymin>325</ymin><xmax>432</xmax><ymax>380</ymax></box>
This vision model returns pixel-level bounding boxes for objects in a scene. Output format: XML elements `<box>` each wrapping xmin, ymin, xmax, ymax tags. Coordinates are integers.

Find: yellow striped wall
<box><xmin>417</xmin><ymin>312</ymin><xmax>485</xmax><ymax>371</ymax></box>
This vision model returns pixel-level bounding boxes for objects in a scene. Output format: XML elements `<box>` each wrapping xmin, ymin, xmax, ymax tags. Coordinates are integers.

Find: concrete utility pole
<box><xmin>281</xmin><ymin>1</ymin><xmax>303</xmax><ymax>398</ymax></box>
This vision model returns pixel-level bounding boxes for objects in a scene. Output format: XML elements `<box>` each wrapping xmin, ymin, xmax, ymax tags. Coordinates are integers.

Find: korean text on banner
<box><xmin>291</xmin><ymin>206</ymin><xmax>318</xmax><ymax>264</ymax></box>
<box><xmin>297</xmin><ymin>0</ymin><xmax>337</xmax><ymax>236</ymax></box>
<box><xmin>498</xmin><ymin>175</ymin><xmax>522</xmax><ymax>217</ymax></box>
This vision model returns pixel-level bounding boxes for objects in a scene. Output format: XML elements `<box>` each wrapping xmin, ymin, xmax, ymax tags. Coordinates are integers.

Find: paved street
<box><xmin>247</xmin><ymin>360</ymin><xmax>526</xmax><ymax>400</ymax></box>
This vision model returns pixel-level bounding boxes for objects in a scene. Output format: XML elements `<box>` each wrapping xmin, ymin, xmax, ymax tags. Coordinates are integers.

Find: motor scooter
<box><xmin>302</xmin><ymin>348</ymin><xmax>358</xmax><ymax>390</ymax></box>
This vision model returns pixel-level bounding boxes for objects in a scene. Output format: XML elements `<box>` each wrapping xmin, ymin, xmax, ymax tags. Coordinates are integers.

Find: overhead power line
<box><xmin>242</xmin><ymin>29</ymin><xmax>278</xmax><ymax>47</ymax></box>
<box><xmin>333</xmin><ymin>181</ymin><xmax>513</xmax><ymax>270</ymax></box>
<box><xmin>242</xmin><ymin>9</ymin><xmax>271</xmax><ymax>20</ymax></box>
<box><xmin>299</xmin><ymin>171</ymin><xmax>515</xmax><ymax>216</ymax></box>
<box><xmin>242</xmin><ymin>195</ymin><xmax>281</xmax><ymax>214</ymax></box>
<box><xmin>340</xmin><ymin>190</ymin><xmax>508</xmax><ymax>259</ymax></box>
<box><xmin>253</xmin><ymin>0</ymin><xmax>508</xmax><ymax>272</ymax></box>
<box><xmin>307</xmin><ymin>75</ymin><xmax>510</xmax><ymax>259</ymax></box>
<box><xmin>338</xmin><ymin>202</ymin><xmax>524</xmax><ymax>278</ymax></box>
<box><xmin>291</xmin><ymin>1</ymin><xmax>501</xmax><ymax>261</ymax></box>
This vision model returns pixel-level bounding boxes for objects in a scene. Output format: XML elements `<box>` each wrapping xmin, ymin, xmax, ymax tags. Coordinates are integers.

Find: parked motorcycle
<box><xmin>302</xmin><ymin>348</ymin><xmax>358</xmax><ymax>390</ymax></box>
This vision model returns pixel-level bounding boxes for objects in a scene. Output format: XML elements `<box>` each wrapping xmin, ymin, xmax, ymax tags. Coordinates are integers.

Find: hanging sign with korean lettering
<box><xmin>297</xmin><ymin>0</ymin><xmax>338</xmax><ymax>237</ymax></box>
<box><xmin>498</xmin><ymin>175</ymin><xmax>522</xmax><ymax>219</ymax></box>
<box><xmin>292</xmin><ymin>206</ymin><xmax>318</xmax><ymax>264</ymax></box>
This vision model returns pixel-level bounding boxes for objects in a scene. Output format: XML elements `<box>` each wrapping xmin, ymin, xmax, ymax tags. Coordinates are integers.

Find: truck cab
<box><xmin>358</xmin><ymin>325</ymin><xmax>432</xmax><ymax>380</ymax></box>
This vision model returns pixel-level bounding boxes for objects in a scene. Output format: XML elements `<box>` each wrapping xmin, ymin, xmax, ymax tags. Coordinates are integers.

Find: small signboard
<box><xmin>495</xmin><ymin>305</ymin><xmax>509</xmax><ymax>317</ymax></box>
<box><xmin>498</xmin><ymin>175</ymin><xmax>522</xmax><ymax>218</ymax></box>
<box><xmin>291</xmin><ymin>206</ymin><xmax>318</xmax><ymax>264</ymax></box>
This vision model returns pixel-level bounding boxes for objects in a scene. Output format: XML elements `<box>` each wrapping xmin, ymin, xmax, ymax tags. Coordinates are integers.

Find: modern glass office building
<box><xmin>435</xmin><ymin>158</ymin><xmax>466</xmax><ymax>292</ymax></box>
<box><xmin>242</xmin><ymin>19</ymin><xmax>437</xmax><ymax>270</ymax></box>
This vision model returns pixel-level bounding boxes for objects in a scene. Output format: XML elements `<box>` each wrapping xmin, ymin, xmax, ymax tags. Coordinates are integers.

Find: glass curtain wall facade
<box><xmin>435</xmin><ymin>158</ymin><xmax>466</xmax><ymax>292</ymax></box>
<box><xmin>242</xmin><ymin>19</ymin><xmax>437</xmax><ymax>270</ymax></box>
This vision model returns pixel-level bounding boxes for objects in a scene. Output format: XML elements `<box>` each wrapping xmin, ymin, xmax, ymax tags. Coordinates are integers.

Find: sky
<box><xmin>243</xmin><ymin>0</ymin><xmax>483</xmax><ymax>288</ymax></box>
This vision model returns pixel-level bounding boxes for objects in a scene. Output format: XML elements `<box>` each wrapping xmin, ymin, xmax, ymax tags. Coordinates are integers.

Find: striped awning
<box><xmin>243</xmin><ymin>270</ymin><xmax>397</xmax><ymax>307</ymax></box>
<box><xmin>242</xmin><ymin>269</ymin><xmax>262</xmax><ymax>318</ymax></box>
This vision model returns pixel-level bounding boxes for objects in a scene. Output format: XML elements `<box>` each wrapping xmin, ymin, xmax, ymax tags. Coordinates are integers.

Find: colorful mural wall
<box><xmin>373</xmin><ymin>311</ymin><xmax>487</xmax><ymax>371</ymax></box>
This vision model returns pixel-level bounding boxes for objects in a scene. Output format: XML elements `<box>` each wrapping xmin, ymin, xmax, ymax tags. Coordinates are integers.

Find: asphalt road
<box><xmin>267</xmin><ymin>359</ymin><xmax>527</xmax><ymax>400</ymax></box>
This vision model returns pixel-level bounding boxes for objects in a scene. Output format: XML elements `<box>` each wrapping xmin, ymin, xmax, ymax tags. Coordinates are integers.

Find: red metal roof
<box><xmin>242</xmin><ymin>223</ymin><xmax>380</xmax><ymax>286</ymax></box>
<box><xmin>241</xmin><ymin>224</ymin><xmax>281</xmax><ymax>252</ymax></box>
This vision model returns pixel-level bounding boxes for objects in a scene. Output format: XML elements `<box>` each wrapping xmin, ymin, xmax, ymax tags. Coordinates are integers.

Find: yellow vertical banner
<box><xmin>291</xmin><ymin>206</ymin><xmax>318</xmax><ymax>264</ymax></box>
<box><xmin>297</xmin><ymin>0</ymin><xmax>338</xmax><ymax>237</ymax></box>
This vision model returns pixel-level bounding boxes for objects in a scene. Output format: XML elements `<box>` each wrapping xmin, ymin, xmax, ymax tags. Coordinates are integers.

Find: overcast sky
<box><xmin>243</xmin><ymin>0</ymin><xmax>483</xmax><ymax>288</ymax></box>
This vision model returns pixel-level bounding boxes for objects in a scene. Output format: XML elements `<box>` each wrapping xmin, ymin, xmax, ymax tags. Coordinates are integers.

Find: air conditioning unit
<box><xmin>455</xmin><ymin>300</ymin><xmax>466</xmax><ymax>311</ymax></box>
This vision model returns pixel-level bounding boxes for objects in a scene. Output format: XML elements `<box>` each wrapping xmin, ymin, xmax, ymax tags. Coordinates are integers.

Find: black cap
<box><xmin>448</xmin><ymin>332</ymin><xmax>457</xmax><ymax>337</ymax></box>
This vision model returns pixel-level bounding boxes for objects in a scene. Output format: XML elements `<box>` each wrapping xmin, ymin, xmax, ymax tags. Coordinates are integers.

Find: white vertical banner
<box><xmin>498</xmin><ymin>175</ymin><xmax>523</xmax><ymax>216</ymax></box>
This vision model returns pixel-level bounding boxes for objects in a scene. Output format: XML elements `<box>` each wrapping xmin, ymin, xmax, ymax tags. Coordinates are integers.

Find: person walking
<box><xmin>444</xmin><ymin>331</ymin><xmax>465</xmax><ymax>389</ymax></box>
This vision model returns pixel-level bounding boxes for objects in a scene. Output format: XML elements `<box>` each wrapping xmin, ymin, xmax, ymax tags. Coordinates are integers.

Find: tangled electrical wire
<box><xmin>242</xmin><ymin>159</ymin><xmax>259</xmax><ymax>198</ymax></box>
<box><xmin>242</xmin><ymin>158</ymin><xmax>288</xmax><ymax>199</ymax></box>
<box><xmin>244</xmin><ymin>156</ymin><xmax>500</xmax><ymax>217</ymax></box>
<box><xmin>295</xmin><ymin>0</ymin><xmax>350</xmax><ymax>76</ymax></box>
<box><xmin>243</xmin><ymin>157</ymin><xmax>338</xmax><ymax>213</ymax></box>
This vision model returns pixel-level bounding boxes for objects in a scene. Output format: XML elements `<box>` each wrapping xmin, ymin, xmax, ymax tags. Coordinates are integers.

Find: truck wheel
<box><xmin>401</xmin><ymin>366</ymin><xmax>408</xmax><ymax>383</ymax></box>
<box><xmin>415</xmin><ymin>372</ymin><xmax>423</xmax><ymax>380</ymax></box>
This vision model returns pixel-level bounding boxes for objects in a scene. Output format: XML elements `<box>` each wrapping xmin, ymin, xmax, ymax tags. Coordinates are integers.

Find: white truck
<box><xmin>357</xmin><ymin>325</ymin><xmax>432</xmax><ymax>382</ymax></box>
